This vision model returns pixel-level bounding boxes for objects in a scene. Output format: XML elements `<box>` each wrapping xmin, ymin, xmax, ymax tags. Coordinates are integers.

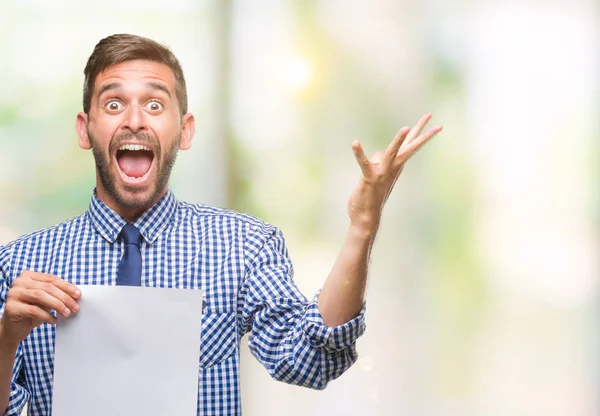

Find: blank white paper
<box><xmin>52</xmin><ymin>285</ymin><xmax>203</xmax><ymax>416</ymax></box>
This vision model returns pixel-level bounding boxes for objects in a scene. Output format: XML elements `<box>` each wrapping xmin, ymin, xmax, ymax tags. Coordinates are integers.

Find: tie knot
<box><xmin>120</xmin><ymin>224</ymin><xmax>142</xmax><ymax>246</ymax></box>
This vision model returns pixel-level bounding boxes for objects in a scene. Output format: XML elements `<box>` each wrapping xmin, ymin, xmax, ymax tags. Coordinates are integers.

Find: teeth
<box><xmin>124</xmin><ymin>174</ymin><xmax>147</xmax><ymax>182</ymax></box>
<box><xmin>119</xmin><ymin>144</ymin><xmax>151</xmax><ymax>151</ymax></box>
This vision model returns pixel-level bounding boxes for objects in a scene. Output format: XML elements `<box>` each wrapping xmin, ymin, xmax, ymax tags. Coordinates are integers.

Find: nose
<box><xmin>122</xmin><ymin>104</ymin><xmax>147</xmax><ymax>134</ymax></box>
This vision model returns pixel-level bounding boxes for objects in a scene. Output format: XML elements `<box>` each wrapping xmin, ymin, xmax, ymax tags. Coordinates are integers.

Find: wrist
<box><xmin>0</xmin><ymin>325</ymin><xmax>19</xmax><ymax>355</ymax></box>
<box><xmin>347</xmin><ymin>223</ymin><xmax>378</xmax><ymax>243</ymax></box>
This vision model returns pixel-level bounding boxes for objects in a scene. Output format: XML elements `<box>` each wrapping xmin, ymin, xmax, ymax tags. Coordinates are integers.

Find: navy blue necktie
<box><xmin>116</xmin><ymin>224</ymin><xmax>142</xmax><ymax>286</ymax></box>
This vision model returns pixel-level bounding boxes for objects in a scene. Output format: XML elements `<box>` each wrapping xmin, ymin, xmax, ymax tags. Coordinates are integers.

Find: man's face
<box><xmin>76</xmin><ymin>60</ymin><xmax>194</xmax><ymax>218</ymax></box>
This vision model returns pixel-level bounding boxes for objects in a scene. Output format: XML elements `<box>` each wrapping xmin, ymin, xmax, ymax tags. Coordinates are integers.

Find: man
<box><xmin>0</xmin><ymin>34</ymin><xmax>442</xmax><ymax>415</ymax></box>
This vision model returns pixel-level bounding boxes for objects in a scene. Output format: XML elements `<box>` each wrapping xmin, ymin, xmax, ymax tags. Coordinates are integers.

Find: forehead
<box><xmin>94</xmin><ymin>59</ymin><xmax>176</xmax><ymax>94</ymax></box>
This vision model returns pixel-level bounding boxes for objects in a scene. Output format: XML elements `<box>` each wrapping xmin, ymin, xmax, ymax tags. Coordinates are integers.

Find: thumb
<box><xmin>352</xmin><ymin>141</ymin><xmax>371</xmax><ymax>176</ymax></box>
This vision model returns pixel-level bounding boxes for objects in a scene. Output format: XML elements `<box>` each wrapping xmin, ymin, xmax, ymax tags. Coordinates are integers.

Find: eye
<box><xmin>105</xmin><ymin>100</ymin><xmax>123</xmax><ymax>112</ymax></box>
<box><xmin>146</xmin><ymin>100</ymin><xmax>164</xmax><ymax>112</ymax></box>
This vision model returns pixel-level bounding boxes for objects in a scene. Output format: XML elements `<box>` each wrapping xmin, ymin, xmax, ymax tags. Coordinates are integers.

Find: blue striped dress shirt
<box><xmin>0</xmin><ymin>190</ymin><xmax>365</xmax><ymax>415</ymax></box>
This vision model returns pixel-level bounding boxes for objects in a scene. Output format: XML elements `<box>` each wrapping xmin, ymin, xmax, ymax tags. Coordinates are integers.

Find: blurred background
<box><xmin>0</xmin><ymin>0</ymin><xmax>598</xmax><ymax>415</ymax></box>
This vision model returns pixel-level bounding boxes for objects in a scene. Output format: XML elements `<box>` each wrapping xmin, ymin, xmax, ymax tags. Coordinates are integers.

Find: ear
<box><xmin>179</xmin><ymin>113</ymin><xmax>195</xmax><ymax>151</ymax></box>
<box><xmin>76</xmin><ymin>112</ymin><xmax>91</xmax><ymax>150</ymax></box>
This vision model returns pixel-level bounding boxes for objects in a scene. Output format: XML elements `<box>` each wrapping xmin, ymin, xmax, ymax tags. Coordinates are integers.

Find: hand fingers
<box><xmin>38</xmin><ymin>281</ymin><xmax>80</xmax><ymax>314</ymax></box>
<box><xmin>384</xmin><ymin>126</ymin><xmax>410</xmax><ymax>162</ymax></box>
<box><xmin>31</xmin><ymin>272</ymin><xmax>81</xmax><ymax>300</ymax></box>
<box><xmin>403</xmin><ymin>113</ymin><xmax>433</xmax><ymax>147</ymax></box>
<box><xmin>14</xmin><ymin>272</ymin><xmax>81</xmax><ymax>316</ymax></box>
<box><xmin>352</xmin><ymin>140</ymin><xmax>371</xmax><ymax>176</ymax></box>
<box><xmin>398</xmin><ymin>125</ymin><xmax>443</xmax><ymax>163</ymax></box>
<box><xmin>10</xmin><ymin>302</ymin><xmax>57</xmax><ymax>326</ymax></box>
<box><xmin>11</xmin><ymin>286</ymin><xmax>72</xmax><ymax>318</ymax></box>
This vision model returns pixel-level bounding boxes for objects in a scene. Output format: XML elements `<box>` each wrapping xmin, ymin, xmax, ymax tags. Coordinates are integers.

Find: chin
<box><xmin>116</xmin><ymin>184</ymin><xmax>163</xmax><ymax>210</ymax></box>
<box><xmin>98</xmin><ymin>170</ymin><xmax>164</xmax><ymax>215</ymax></box>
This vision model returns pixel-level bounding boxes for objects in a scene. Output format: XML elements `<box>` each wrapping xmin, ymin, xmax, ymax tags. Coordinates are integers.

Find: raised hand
<box><xmin>0</xmin><ymin>271</ymin><xmax>81</xmax><ymax>348</ymax></box>
<box><xmin>348</xmin><ymin>113</ymin><xmax>443</xmax><ymax>234</ymax></box>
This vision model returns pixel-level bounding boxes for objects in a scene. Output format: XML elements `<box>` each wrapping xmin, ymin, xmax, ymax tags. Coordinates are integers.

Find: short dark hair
<box><xmin>83</xmin><ymin>34</ymin><xmax>188</xmax><ymax>114</ymax></box>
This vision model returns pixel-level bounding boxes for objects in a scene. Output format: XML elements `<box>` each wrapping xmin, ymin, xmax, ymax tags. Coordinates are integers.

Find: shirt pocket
<box><xmin>199</xmin><ymin>311</ymin><xmax>237</xmax><ymax>368</ymax></box>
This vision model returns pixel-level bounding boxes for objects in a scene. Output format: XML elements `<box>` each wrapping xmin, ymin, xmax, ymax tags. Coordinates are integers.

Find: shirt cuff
<box><xmin>301</xmin><ymin>291</ymin><xmax>366</xmax><ymax>352</ymax></box>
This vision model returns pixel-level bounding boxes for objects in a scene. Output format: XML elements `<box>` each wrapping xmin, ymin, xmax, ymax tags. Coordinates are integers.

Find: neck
<box><xmin>95</xmin><ymin>185</ymin><xmax>168</xmax><ymax>223</ymax></box>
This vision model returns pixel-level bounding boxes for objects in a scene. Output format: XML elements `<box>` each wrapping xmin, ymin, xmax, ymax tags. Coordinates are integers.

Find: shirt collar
<box><xmin>87</xmin><ymin>189</ymin><xmax>178</xmax><ymax>244</ymax></box>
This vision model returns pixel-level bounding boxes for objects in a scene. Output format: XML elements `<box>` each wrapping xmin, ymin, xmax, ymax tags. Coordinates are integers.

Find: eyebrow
<box><xmin>97</xmin><ymin>81</ymin><xmax>172</xmax><ymax>100</ymax></box>
<box><xmin>146</xmin><ymin>82</ymin><xmax>172</xmax><ymax>99</ymax></box>
<box><xmin>97</xmin><ymin>82</ymin><xmax>122</xmax><ymax>99</ymax></box>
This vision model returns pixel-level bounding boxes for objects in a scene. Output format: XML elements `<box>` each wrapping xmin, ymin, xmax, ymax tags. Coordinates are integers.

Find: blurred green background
<box><xmin>0</xmin><ymin>1</ymin><xmax>598</xmax><ymax>415</ymax></box>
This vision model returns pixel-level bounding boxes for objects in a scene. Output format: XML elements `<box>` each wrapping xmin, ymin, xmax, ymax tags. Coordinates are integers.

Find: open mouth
<box><xmin>115</xmin><ymin>144</ymin><xmax>155</xmax><ymax>182</ymax></box>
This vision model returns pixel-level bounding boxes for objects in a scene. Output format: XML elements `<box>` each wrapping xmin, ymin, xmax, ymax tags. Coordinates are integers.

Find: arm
<box><xmin>318</xmin><ymin>113</ymin><xmax>443</xmax><ymax>326</ymax></box>
<box><xmin>0</xmin><ymin>329</ymin><xmax>28</xmax><ymax>416</ymax></box>
<box><xmin>0</xmin><ymin>255</ymin><xmax>81</xmax><ymax>415</ymax></box>
<box><xmin>238</xmin><ymin>224</ymin><xmax>365</xmax><ymax>390</ymax></box>
<box><xmin>0</xmin><ymin>326</ymin><xmax>19</xmax><ymax>415</ymax></box>
<box><xmin>238</xmin><ymin>113</ymin><xmax>442</xmax><ymax>388</ymax></box>
<box><xmin>0</xmin><ymin>249</ymin><xmax>21</xmax><ymax>415</ymax></box>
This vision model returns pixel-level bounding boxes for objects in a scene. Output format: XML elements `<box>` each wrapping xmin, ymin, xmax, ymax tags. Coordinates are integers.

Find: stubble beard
<box><xmin>88</xmin><ymin>129</ymin><xmax>180</xmax><ymax>211</ymax></box>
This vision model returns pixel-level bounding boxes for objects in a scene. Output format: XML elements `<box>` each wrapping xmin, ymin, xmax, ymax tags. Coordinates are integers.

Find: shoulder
<box><xmin>0</xmin><ymin>214</ymin><xmax>87</xmax><ymax>256</ymax></box>
<box><xmin>176</xmin><ymin>201</ymin><xmax>278</xmax><ymax>236</ymax></box>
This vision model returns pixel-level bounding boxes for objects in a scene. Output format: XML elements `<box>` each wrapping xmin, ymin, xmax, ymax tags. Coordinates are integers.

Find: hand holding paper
<box><xmin>0</xmin><ymin>271</ymin><xmax>81</xmax><ymax>348</ymax></box>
